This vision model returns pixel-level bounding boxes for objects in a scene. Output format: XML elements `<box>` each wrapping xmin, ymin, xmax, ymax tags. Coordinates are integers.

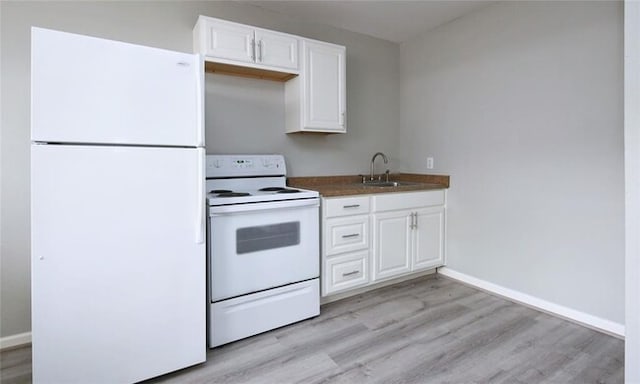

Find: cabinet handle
<box><xmin>341</xmin><ymin>233</ymin><xmax>359</xmax><ymax>239</ymax></box>
<box><xmin>343</xmin><ymin>204</ymin><xmax>360</xmax><ymax>209</ymax></box>
<box><xmin>410</xmin><ymin>212</ymin><xmax>416</xmax><ymax>229</ymax></box>
<box><xmin>258</xmin><ymin>40</ymin><xmax>263</xmax><ymax>61</ymax></box>
<box><xmin>414</xmin><ymin>212</ymin><xmax>418</xmax><ymax>229</ymax></box>
<box><xmin>251</xmin><ymin>39</ymin><xmax>256</xmax><ymax>61</ymax></box>
<box><xmin>342</xmin><ymin>270</ymin><xmax>359</xmax><ymax>277</ymax></box>
<box><xmin>341</xmin><ymin>111</ymin><xmax>346</xmax><ymax>126</ymax></box>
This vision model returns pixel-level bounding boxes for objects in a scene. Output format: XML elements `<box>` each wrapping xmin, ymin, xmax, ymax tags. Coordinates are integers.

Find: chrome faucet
<box><xmin>370</xmin><ymin>152</ymin><xmax>388</xmax><ymax>181</ymax></box>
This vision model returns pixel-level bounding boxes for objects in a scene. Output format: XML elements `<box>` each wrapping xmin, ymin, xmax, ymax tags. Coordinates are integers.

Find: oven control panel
<box><xmin>206</xmin><ymin>154</ymin><xmax>286</xmax><ymax>178</ymax></box>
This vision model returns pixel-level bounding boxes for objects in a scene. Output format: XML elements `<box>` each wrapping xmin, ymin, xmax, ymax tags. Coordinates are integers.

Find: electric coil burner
<box><xmin>216</xmin><ymin>192</ymin><xmax>251</xmax><ymax>197</ymax></box>
<box><xmin>206</xmin><ymin>154</ymin><xmax>320</xmax><ymax>348</ymax></box>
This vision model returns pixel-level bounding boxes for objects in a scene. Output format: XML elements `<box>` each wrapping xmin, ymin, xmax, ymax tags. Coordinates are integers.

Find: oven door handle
<box><xmin>209</xmin><ymin>198</ymin><xmax>319</xmax><ymax>215</ymax></box>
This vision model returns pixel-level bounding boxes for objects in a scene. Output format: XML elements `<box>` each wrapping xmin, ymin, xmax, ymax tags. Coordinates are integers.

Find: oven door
<box><xmin>209</xmin><ymin>198</ymin><xmax>319</xmax><ymax>302</ymax></box>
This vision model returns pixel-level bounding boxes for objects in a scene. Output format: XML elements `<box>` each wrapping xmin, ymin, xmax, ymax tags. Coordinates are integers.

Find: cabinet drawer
<box><xmin>324</xmin><ymin>216</ymin><xmax>368</xmax><ymax>256</ymax></box>
<box><xmin>324</xmin><ymin>196</ymin><xmax>370</xmax><ymax>218</ymax></box>
<box><xmin>324</xmin><ymin>251</ymin><xmax>368</xmax><ymax>295</ymax></box>
<box><xmin>372</xmin><ymin>190</ymin><xmax>444</xmax><ymax>212</ymax></box>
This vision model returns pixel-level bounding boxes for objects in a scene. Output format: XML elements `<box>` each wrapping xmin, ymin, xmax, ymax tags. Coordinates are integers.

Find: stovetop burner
<box><xmin>217</xmin><ymin>192</ymin><xmax>251</xmax><ymax>197</ymax></box>
<box><xmin>259</xmin><ymin>187</ymin><xmax>287</xmax><ymax>192</ymax></box>
<box><xmin>277</xmin><ymin>189</ymin><xmax>301</xmax><ymax>194</ymax></box>
<box><xmin>210</xmin><ymin>189</ymin><xmax>233</xmax><ymax>194</ymax></box>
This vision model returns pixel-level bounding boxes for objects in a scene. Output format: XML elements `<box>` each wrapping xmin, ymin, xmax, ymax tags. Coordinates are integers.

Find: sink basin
<box><xmin>360</xmin><ymin>181</ymin><xmax>416</xmax><ymax>187</ymax></box>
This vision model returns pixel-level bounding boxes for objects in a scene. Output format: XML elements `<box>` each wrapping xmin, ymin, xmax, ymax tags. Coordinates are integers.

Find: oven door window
<box><xmin>237</xmin><ymin>222</ymin><xmax>300</xmax><ymax>254</ymax></box>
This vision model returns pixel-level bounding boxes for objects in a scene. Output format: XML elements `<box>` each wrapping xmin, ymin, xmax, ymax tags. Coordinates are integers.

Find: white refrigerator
<box><xmin>30</xmin><ymin>27</ymin><xmax>206</xmax><ymax>383</ymax></box>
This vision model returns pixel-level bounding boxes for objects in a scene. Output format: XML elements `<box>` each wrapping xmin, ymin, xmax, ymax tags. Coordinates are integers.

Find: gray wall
<box><xmin>0</xmin><ymin>1</ymin><xmax>399</xmax><ymax>339</ymax></box>
<box><xmin>399</xmin><ymin>1</ymin><xmax>625</xmax><ymax>324</ymax></box>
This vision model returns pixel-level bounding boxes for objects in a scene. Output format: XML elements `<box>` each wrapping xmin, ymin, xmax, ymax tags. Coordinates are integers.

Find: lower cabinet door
<box><xmin>323</xmin><ymin>251</ymin><xmax>369</xmax><ymax>295</ymax></box>
<box><xmin>413</xmin><ymin>207</ymin><xmax>445</xmax><ymax>271</ymax></box>
<box><xmin>372</xmin><ymin>210</ymin><xmax>412</xmax><ymax>282</ymax></box>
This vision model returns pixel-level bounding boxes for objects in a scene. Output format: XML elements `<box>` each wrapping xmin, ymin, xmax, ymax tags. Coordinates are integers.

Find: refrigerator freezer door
<box><xmin>31</xmin><ymin>27</ymin><xmax>204</xmax><ymax>147</ymax></box>
<box><xmin>31</xmin><ymin>144</ymin><xmax>206</xmax><ymax>383</ymax></box>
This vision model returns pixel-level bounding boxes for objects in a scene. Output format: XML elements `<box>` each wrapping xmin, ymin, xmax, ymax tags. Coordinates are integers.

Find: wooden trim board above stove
<box><xmin>204</xmin><ymin>61</ymin><xmax>297</xmax><ymax>82</ymax></box>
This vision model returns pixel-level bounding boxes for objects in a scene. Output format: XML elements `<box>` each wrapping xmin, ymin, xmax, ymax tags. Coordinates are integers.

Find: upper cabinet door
<box><xmin>202</xmin><ymin>19</ymin><xmax>255</xmax><ymax>64</ymax></box>
<box><xmin>193</xmin><ymin>16</ymin><xmax>299</xmax><ymax>77</ymax></box>
<box><xmin>31</xmin><ymin>28</ymin><xmax>203</xmax><ymax>147</ymax></box>
<box><xmin>255</xmin><ymin>30</ymin><xmax>298</xmax><ymax>70</ymax></box>
<box><xmin>303</xmin><ymin>40</ymin><xmax>346</xmax><ymax>132</ymax></box>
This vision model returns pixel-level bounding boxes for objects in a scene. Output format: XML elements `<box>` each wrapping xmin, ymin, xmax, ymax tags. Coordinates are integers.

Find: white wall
<box><xmin>0</xmin><ymin>1</ymin><xmax>399</xmax><ymax>340</ymax></box>
<box><xmin>400</xmin><ymin>1</ymin><xmax>625</xmax><ymax>325</ymax></box>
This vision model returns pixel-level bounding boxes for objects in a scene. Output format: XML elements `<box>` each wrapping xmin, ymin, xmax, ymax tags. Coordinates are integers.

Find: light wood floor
<box><xmin>1</xmin><ymin>274</ymin><xmax>624</xmax><ymax>383</ymax></box>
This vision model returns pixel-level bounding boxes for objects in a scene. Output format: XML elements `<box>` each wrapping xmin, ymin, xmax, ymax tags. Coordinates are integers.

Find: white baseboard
<box><xmin>438</xmin><ymin>267</ymin><xmax>625</xmax><ymax>339</ymax></box>
<box><xmin>0</xmin><ymin>332</ymin><xmax>31</xmax><ymax>350</ymax></box>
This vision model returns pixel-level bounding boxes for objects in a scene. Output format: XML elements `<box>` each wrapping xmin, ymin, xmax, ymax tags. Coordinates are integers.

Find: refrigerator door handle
<box><xmin>195</xmin><ymin>55</ymin><xmax>205</xmax><ymax>147</ymax></box>
<box><xmin>196</xmin><ymin>148</ymin><xmax>205</xmax><ymax>244</ymax></box>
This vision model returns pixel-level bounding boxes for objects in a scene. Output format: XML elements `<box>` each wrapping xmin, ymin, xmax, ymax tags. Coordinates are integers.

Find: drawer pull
<box><xmin>343</xmin><ymin>204</ymin><xmax>360</xmax><ymax>208</ymax></box>
<box><xmin>341</xmin><ymin>233</ymin><xmax>360</xmax><ymax>239</ymax></box>
<box><xmin>342</xmin><ymin>270</ymin><xmax>360</xmax><ymax>277</ymax></box>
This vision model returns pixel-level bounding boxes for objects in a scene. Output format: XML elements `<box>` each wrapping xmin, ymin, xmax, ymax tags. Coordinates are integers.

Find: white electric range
<box><xmin>206</xmin><ymin>154</ymin><xmax>320</xmax><ymax>347</ymax></box>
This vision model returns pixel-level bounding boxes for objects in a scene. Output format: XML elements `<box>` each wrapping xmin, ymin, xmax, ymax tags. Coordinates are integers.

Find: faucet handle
<box><xmin>385</xmin><ymin>169</ymin><xmax>390</xmax><ymax>182</ymax></box>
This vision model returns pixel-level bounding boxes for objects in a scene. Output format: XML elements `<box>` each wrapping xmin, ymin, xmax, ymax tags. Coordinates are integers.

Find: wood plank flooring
<box><xmin>1</xmin><ymin>274</ymin><xmax>624</xmax><ymax>383</ymax></box>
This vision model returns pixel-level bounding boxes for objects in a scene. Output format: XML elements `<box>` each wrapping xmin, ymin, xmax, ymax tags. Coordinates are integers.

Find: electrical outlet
<box><xmin>427</xmin><ymin>157</ymin><xmax>434</xmax><ymax>169</ymax></box>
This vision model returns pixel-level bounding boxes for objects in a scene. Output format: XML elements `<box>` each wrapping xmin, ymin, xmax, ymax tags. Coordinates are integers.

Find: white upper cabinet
<box><xmin>285</xmin><ymin>40</ymin><xmax>347</xmax><ymax>133</ymax></box>
<box><xmin>194</xmin><ymin>16</ymin><xmax>298</xmax><ymax>73</ymax></box>
<box><xmin>199</xmin><ymin>19</ymin><xmax>254</xmax><ymax>64</ymax></box>
<box><xmin>286</xmin><ymin>40</ymin><xmax>346</xmax><ymax>133</ymax></box>
<box><xmin>304</xmin><ymin>40</ymin><xmax>346</xmax><ymax>132</ymax></box>
<box><xmin>255</xmin><ymin>30</ymin><xmax>298</xmax><ymax>70</ymax></box>
<box><xmin>193</xmin><ymin>16</ymin><xmax>346</xmax><ymax>134</ymax></box>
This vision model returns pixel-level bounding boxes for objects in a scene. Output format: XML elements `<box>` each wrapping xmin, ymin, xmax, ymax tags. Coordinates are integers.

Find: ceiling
<box><xmin>241</xmin><ymin>1</ymin><xmax>496</xmax><ymax>43</ymax></box>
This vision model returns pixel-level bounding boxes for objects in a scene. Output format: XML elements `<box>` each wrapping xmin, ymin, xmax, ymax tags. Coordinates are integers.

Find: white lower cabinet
<box><xmin>372</xmin><ymin>210</ymin><xmax>412</xmax><ymax>280</ymax></box>
<box><xmin>322</xmin><ymin>190</ymin><xmax>446</xmax><ymax>298</ymax></box>
<box><xmin>413</xmin><ymin>207</ymin><xmax>445</xmax><ymax>271</ymax></box>
<box><xmin>372</xmin><ymin>191</ymin><xmax>445</xmax><ymax>283</ymax></box>
<box><xmin>322</xmin><ymin>196</ymin><xmax>371</xmax><ymax>296</ymax></box>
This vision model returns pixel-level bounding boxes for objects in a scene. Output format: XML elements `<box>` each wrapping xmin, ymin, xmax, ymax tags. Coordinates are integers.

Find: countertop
<box><xmin>287</xmin><ymin>173</ymin><xmax>449</xmax><ymax>197</ymax></box>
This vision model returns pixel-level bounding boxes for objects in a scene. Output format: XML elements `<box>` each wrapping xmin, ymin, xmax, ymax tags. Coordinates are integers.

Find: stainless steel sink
<box><xmin>360</xmin><ymin>181</ymin><xmax>417</xmax><ymax>187</ymax></box>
